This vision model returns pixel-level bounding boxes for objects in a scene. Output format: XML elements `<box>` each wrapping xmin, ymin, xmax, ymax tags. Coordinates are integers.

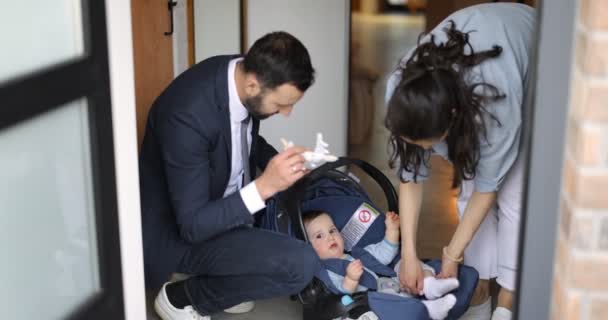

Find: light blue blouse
<box><xmin>385</xmin><ymin>3</ymin><xmax>535</xmax><ymax>192</ymax></box>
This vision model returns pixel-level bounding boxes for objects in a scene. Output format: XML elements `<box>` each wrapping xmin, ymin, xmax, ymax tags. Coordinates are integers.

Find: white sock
<box><xmin>491</xmin><ymin>307</ymin><xmax>512</xmax><ymax>320</ymax></box>
<box><xmin>422</xmin><ymin>294</ymin><xmax>457</xmax><ymax>320</ymax></box>
<box><xmin>423</xmin><ymin>277</ymin><xmax>460</xmax><ymax>300</ymax></box>
<box><xmin>459</xmin><ymin>297</ymin><xmax>492</xmax><ymax>320</ymax></box>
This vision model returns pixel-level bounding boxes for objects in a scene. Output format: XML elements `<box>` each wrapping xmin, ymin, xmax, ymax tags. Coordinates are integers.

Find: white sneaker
<box><xmin>154</xmin><ymin>282</ymin><xmax>210</xmax><ymax>320</ymax></box>
<box><xmin>357</xmin><ymin>311</ymin><xmax>379</xmax><ymax>320</ymax></box>
<box><xmin>341</xmin><ymin>311</ymin><xmax>379</xmax><ymax>320</ymax></box>
<box><xmin>223</xmin><ymin>301</ymin><xmax>255</xmax><ymax>314</ymax></box>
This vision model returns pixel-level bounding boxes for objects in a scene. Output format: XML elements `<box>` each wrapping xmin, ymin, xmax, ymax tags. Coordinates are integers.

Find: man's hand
<box><xmin>255</xmin><ymin>146</ymin><xmax>308</xmax><ymax>200</ymax></box>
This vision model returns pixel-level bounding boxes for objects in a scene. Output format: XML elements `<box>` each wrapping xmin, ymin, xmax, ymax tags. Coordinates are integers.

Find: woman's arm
<box><xmin>398</xmin><ymin>180</ymin><xmax>426</xmax><ymax>294</ymax></box>
<box><xmin>399</xmin><ymin>181</ymin><xmax>424</xmax><ymax>259</ymax></box>
<box><xmin>438</xmin><ymin>190</ymin><xmax>497</xmax><ymax>278</ymax></box>
<box><xmin>447</xmin><ymin>191</ymin><xmax>496</xmax><ymax>258</ymax></box>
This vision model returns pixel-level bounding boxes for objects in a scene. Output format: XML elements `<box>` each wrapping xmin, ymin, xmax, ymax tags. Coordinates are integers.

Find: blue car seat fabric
<box><xmin>368</xmin><ymin>292</ymin><xmax>430</xmax><ymax>320</ymax></box>
<box><xmin>262</xmin><ymin>177</ymin><xmax>389</xmax><ymax>249</ymax></box>
<box><xmin>316</xmin><ymin>246</ymin><xmax>398</xmax><ymax>294</ymax></box>
<box><xmin>425</xmin><ymin>261</ymin><xmax>479</xmax><ymax>320</ymax></box>
<box><xmin>261</xmin><ymin>175</ymin><xmax>478</xmax><ymax>320</ymax></box>
<box><xmin>302</xmin><ymin>178</ymin><xmax>386</xmax><ymax>249</ymax></box>
<box><xmin>367</xmin><ymin>262</ymin><xmax>479</xmax><ymax>320</ymax></box>
<box><xmin>317</xmin><ymin>249</ymin><xmax>479</xmax><ymax>320</ymax></box>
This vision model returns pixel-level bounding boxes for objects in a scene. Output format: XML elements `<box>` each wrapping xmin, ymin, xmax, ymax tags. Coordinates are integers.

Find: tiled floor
<box><xmin>147</xmin><ymin>12</ymin><xmax>458</xmax><ymax>320</ymax></box>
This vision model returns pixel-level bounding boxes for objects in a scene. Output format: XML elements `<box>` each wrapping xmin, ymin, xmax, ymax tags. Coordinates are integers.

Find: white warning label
<box><xmin>341</xmin><ymin>202</ymin><xmax>380</xmax><ymax>251</ymax></box>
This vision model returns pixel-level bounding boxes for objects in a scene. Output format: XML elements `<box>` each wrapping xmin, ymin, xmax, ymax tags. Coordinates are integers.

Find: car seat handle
<box><xmin>308</xmin><ymin>157</ymin><xmax>399</xmax><ymax>213</ymax></box>
<box><xmin>284</xmin><ymin>157</ymin><xmax>399</xmax><ymax>243</ymax></box>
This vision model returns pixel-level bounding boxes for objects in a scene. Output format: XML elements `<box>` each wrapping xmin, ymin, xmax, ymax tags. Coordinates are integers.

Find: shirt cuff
<box><xmin>240</xmin><ymin>182</ymin><xmax>266</xmax><ymax>214</ymax></box>
<box><xmin>383</xmin><ymin>238</ymin><xmax>399</xmax><ymax>248</ymax></box>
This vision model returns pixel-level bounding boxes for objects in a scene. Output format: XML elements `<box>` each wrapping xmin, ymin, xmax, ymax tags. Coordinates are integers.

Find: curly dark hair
<box><xmin>385</xmin><ymin>21</ymin><xmax>505</xmax><ymax>188</ymax></box>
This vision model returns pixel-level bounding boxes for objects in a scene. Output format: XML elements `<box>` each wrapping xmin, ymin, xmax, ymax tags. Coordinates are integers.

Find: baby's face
<box><xmin>305</xmin><ymin>213</ymin><xmax>345</xmax><ymax>259</ymax></box>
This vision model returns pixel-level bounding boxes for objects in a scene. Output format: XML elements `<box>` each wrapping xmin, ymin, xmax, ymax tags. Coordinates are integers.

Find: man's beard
<box><xmin>244</xmin><ymin>93</ymin><xmax>276</xmax><ymax>120</ymax></box>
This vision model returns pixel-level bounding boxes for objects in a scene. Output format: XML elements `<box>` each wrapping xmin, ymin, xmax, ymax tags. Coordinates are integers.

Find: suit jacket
<box><xmin>139</xmin><ymin>55</ymin><xmax>278</xmax><ymax>289</ymax></box>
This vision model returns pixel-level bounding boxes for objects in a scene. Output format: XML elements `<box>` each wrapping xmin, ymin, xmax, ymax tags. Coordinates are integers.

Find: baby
<box><xmin>303</xmin><ymin>210</ymin><xmax>459</xmax><ymax>320</ymax></box>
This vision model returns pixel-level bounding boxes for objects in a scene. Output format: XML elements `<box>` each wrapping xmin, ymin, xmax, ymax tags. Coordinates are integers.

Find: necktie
<box><xmin>241</xmin><ymin>116</ymin><xmax>251</xmax><ymax>186</ymax></box>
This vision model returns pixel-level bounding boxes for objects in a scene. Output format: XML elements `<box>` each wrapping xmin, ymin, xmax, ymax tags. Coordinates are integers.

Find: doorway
<box><xmin>0</xmin><ymin>1</ymin><xmax>124</xmax><ymax>318</ymax></box>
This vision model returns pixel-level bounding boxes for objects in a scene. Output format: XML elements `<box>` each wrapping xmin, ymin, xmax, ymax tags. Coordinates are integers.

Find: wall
<box><xmin>551</xmin><ymin>0</ymin><xmax>608</xmax><ymax>319</ymax></box>
<box><xmin>516</xmin><ymin>1</ymin><xmax>573</xmax><ymax>318</ymax></box>
<box><xmin>105</xmin><ymin>1</ymin><xmax>146</xmax><ymax>319</ymax></box>
<box><xmin>246</xmin><ymin>0</ymin><xmax>350</xmax><ymax>156</ymax></box>
<box><xmin>172</xmin><ymin>0</ymin><xmax>190</xmax><ymax>76</ymax></box>
<box><xmin>194</xmin><ymin>0</ymin><xmax>241</xmax><ymax>62</ymax></box>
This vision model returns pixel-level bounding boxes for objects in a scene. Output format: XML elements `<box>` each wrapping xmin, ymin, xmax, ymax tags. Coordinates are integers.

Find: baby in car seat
<box><xmin>303</xmin><ymin>210</ymin><xmax>459</xmax><ymax>320</ymax></box>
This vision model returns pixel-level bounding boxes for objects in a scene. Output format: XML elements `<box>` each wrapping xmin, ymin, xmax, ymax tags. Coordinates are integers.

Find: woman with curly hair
<box><xmin>384</xmin><ymin>3</ymin><xmax>535</xmax><ymax>320</ymax></box>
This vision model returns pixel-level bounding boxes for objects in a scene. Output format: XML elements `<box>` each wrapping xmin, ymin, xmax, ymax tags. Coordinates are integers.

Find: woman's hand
<box><xmin>437</xmin><ymin>259</ymin><xmax>459</xmax><ymax>279</ymax></box>
<box><xmin>437</xmin><ymin>254</ymin><xmax>459</xmax><ymax>279</ymax></box>
<box><xmin>399</xmin><ymin>257</ymin><xmax>424</xmax><ymax>295</ymax></box>
<box><xmin>438</xmin><ymin>191</ymin><xmax>496</xmax><ymax>278</ymax></box>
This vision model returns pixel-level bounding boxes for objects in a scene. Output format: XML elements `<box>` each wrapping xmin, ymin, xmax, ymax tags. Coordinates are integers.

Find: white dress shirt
<box><xmin>224</xmin><ymin>58</ymin><xmax>266</xmax><ymax>214</ymax></box>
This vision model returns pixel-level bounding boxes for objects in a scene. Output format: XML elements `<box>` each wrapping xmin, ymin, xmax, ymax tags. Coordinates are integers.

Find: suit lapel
<box><xmin>220</xmin><ymin>110</ymin><xmax>232</xmax><ymax>164</ymax></box>
<box><xmin>214</xmin><ymin>55</ymin><xmax>257</xmax><ymax>186</ymax></box>
<box><xmin>214</xmin><ymin>56</ymin><xmax>234</xmax><ymax>191</ymax></box>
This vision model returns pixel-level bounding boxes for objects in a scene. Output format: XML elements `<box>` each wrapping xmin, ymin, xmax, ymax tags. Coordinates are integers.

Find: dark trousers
<box><xmin>176</xmin><ymin>226</ymin><xmax>318</xmax><ymax>314</ymax></box>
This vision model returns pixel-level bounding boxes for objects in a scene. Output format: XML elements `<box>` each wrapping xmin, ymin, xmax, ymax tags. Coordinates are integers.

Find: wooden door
<box><xmin>131</xmin><ymin>0</ymin><xmax>175</xmax><ymax>146</ymax></box>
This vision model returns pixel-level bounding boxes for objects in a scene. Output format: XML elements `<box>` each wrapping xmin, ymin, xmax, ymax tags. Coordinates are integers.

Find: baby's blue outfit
<box><xmin>329</xmin><ymin>239</ymin><xmax>399</xmax><ymax>293</ymax></box>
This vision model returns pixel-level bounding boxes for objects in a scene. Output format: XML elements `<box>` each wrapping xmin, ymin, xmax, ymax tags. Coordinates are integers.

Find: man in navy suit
<box><xmin>139</xmin><ymin>32</ymin><xmax>318</xmax><ymax>319</ymax></box>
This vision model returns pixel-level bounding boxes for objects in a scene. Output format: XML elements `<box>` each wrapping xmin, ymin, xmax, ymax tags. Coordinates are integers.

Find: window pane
<box><xmin>0</xmin><ymin>99</ymin><xmax>100</xmax><ymax>319</ymax></box>
<box><xmin>1</xmin><ymin>0</ymin><xmax>84</xmax><ymax>83</ymax></box>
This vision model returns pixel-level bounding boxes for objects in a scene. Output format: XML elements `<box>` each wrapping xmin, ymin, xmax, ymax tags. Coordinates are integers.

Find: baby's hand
<box><xmin>346</xmin><ymin>259</ymin><xmax>364</xmax><ymax>281</ymax></box>
<box><xmin>385</xmin><ymin>211</ymin><xmax>400</xmax><ymax>232</ymax></box>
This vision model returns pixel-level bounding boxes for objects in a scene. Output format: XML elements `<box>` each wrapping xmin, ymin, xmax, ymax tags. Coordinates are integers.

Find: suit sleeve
<box><xmin>156</xmin><ymin>110</ymin><xmax>254</xmax><ymax>244</ymax></box>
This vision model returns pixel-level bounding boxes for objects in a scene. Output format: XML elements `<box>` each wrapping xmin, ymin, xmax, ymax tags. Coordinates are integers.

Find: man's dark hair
<box><xmin>243</xmin><ymin>31</ymin><xmax>315</xmax><ymax>91</ymax></box>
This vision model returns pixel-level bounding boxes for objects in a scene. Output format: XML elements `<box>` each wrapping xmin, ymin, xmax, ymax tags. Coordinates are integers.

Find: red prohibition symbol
<box><xmin>358</xmin><ymin>210</ymin><xmax>371</xmax><ymax>223</ymax></box>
